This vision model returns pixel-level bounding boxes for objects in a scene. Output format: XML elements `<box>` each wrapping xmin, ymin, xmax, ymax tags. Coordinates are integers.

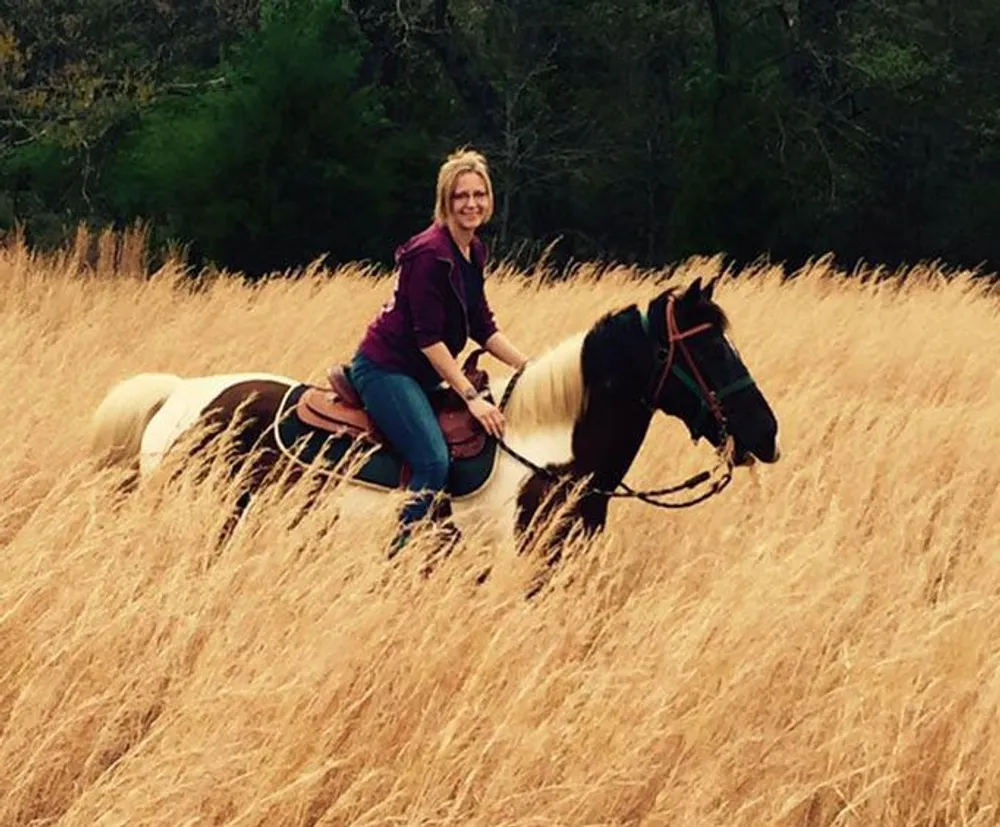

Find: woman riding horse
<box><xmin>347</xmin><ymin>148</ymin><xmax>530</xmax><ymax>556</ymax></box>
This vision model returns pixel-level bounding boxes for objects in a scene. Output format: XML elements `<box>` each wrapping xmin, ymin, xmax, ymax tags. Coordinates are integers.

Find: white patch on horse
<box><xmin>140</xmin><ymin>372</ymin><xmax>295</xmax><ymax>475</ymax></box>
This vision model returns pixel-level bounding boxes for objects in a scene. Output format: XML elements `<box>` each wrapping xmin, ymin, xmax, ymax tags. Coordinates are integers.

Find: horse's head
<box><xmin>643</xmin><ymin>277</ymin><xmax>780</xmax><ymax>467</ymax></box>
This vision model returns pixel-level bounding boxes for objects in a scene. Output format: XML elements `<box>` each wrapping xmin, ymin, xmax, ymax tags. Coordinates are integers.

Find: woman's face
<box><xmin>448</xmin><ymin>171</ymin><xmax>490</xmax><ymax>232</ymax></box>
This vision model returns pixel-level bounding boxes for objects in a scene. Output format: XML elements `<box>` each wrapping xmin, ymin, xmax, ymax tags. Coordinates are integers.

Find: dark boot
<box><xmin>386</xmin><ymin>494</ymin><xmax>464</xmax><ymax>577</ymax></box>
<box><xmin>386</xmin><ymin>524</ymin><xmax>413</xmax><ymax>560</ymax></box>
<box><xmin>386</xmin><ymin>490</ymin><xmax>436</xmax><ymax>560</ymax></box>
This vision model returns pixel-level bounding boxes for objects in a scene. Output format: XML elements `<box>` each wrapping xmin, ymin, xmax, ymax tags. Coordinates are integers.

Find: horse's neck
<box><xmin>572</xmin><ymin>390</ymin><xmax>653</xmax><ymax>489</ymax></box>
<box><xmin>496</xmin><ymin>305</ymin><xmax>654</xmax><ymax>490</ymax></box>
<box><xmin>491</xmin><ymin>352</ymin><xmax>653</xmax><ymax>490</ymax></box>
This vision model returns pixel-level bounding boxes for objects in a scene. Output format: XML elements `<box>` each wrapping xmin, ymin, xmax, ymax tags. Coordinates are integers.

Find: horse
<box><xmin>88</xmin><ymin>276</ymin><xmax>780</xmax><ymax>565</ymax></box>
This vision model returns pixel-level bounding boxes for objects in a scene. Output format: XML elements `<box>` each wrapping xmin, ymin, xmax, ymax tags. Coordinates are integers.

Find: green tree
<box><xmin>104</xmin><ymin>0</ymin><xmax>421</xmax><ymax>275</ymax></box>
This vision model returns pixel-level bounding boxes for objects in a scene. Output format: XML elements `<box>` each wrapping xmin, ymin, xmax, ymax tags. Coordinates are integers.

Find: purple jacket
<box><xmin>357</xmin><ymin>222</ymin><xmax>500</xmax><ymax>386</ymax></box>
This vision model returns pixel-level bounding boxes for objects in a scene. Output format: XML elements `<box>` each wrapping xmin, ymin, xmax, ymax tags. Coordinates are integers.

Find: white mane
<box><xmin>499</xmin><ymin>331</ymin><xmax>587</xmax><ymax>431</ymax></box>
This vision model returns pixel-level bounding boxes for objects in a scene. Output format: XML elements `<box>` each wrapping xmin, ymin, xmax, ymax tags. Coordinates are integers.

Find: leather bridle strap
<box><xmin>647</xmin><ymin>298</ymin><xmax>717</xmax><ymax>424</ymax></box>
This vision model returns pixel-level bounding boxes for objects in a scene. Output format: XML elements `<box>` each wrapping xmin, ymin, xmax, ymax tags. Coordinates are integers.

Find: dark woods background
<box><xmin>2</xmin><ymin>0</ymin><xmax>999</xmax><ymax>278</ymax></box>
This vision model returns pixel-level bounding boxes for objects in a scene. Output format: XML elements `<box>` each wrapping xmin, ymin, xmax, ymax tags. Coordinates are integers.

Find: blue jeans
<box><xmin>349</xmin><ymin>352</ymin><xmax>451</xmax><ymax>528</ymax></box>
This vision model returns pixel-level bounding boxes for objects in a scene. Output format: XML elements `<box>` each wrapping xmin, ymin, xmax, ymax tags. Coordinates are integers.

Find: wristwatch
<box><xmin>463</xmin><ymin>387</ymin><xmax>480</xmax><ymax>401</ymax></box>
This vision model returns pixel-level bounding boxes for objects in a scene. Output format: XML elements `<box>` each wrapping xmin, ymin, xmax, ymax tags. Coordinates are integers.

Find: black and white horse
<box><xmin>89</xmin><ymin>277</ymin><xmax>780</xmax><ymax>550</ymax></box>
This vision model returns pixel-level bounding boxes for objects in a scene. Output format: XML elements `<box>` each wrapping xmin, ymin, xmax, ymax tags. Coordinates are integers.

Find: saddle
<box><xmin>295</xmin><ymin>349</ymin><xmax>492</xmax><ymax>460</ymax></box>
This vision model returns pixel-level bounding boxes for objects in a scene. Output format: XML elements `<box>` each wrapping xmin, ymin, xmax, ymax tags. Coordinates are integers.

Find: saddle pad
<box><xmin>274</xmin><ymin>384</ymin><xmax>500</xmax><ymax>498</ymax></box>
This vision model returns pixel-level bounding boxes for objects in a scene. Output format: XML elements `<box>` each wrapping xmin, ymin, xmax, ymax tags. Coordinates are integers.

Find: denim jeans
<box><xmin>349</xmin><ymin>352</ymin><xmax>451</xmax><ymax>528</ymax></box>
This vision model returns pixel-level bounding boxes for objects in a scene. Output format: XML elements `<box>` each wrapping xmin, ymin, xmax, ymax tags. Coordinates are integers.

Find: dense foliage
<box><xmin>2</xmin><ymin>0</ymin><xmax>999</xmax><ymax>276</ymax></box>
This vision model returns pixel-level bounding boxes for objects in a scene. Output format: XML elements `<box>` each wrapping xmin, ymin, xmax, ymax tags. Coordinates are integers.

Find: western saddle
<box><xmin>295</xmin><ymin>350</ymin><xmax>493</xmax><ymax>460</ymax></box>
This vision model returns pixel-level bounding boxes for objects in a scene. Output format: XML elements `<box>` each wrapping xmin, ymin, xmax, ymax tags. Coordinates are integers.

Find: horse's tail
<box><xmin>89</xmin><ymin>372</ymin><xmax>184</xmax><ymax>470</ymax></box>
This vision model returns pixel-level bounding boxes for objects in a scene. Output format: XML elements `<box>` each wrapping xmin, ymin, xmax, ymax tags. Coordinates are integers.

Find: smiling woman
<box><xmin>344</xmin><ymin>147</ymin><xmax>532</xmax><ymax>556</ymax></box>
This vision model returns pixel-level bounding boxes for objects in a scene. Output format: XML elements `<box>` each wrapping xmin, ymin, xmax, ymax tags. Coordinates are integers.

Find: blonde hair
<box><xmin>433</xmin><ymin>147</ymin><xmax>495</xmax><ymax>226</ymax></box>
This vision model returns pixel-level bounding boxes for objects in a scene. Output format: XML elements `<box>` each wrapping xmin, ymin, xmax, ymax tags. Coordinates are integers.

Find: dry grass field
<box><xmin>1</xmin><ymin>226</ymin><xmax>999</xmax><ymax>826</ymax></box>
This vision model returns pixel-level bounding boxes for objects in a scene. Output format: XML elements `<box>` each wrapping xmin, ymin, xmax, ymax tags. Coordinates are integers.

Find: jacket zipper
<box><xmin>442</xmin><ymin>256</ymin><xmax>470</xmax><ymax>341</ymax></box>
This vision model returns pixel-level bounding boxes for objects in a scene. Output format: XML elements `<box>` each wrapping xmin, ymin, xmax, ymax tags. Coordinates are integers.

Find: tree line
<box><xmin>2</xmin><ymin>0</ymin><xmax>999</xmax><ymax>278</ymax></box>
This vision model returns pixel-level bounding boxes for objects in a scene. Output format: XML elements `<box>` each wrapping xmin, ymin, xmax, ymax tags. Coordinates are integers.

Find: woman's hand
<box><xmin>467</xmin><ymin>394</ymin><xmax>506</xmax><ymax>439</ymax></box>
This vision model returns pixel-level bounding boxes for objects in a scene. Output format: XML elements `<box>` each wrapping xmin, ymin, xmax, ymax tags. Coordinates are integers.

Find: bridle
<box><xmin>493</xmin><ymin>295</ymin><xmax>756</xmax><ymax>509</ymax></box>
<box><xmin>641</xmin><ymin>295</ymin><xmax>756</xmax><ymax>443</ymax></box>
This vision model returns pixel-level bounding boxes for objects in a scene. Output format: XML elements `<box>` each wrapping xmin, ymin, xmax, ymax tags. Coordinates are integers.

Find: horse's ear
<box><xmin>683</xmin><ymin>277</ymin><xmax>703</xmax><ymax>303</ymax></box>
<box><xmin>704</xmin><ymin>275</ymin><xmax>720</xmax><ymax>301</ymax></box>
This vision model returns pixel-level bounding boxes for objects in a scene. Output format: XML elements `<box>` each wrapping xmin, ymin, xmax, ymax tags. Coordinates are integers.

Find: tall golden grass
<box><xmin>1</xmin><ymin>225</ymin><xmax>999</xmax><ymax>826</ymax></box>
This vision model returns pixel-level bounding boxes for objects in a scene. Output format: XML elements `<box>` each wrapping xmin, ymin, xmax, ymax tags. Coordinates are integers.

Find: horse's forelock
<box><xmin>702</xmin><ymin>299</ymin><xmax>730</xmax><ymax>332</ymax></box>
<box><xmin>663</xmin><ymin>283</ymin><xmax>730</xmax><ymax>332</ymax></box>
